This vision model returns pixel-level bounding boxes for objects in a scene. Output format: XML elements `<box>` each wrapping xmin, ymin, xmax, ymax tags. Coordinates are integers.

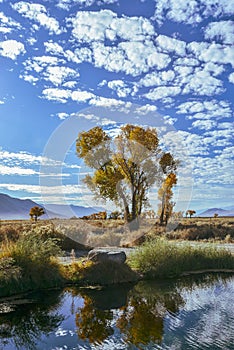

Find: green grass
<box><xmin>128</xmin><ymin>238</ymin><xmax>234</xmax><ymax>279</ymax></box>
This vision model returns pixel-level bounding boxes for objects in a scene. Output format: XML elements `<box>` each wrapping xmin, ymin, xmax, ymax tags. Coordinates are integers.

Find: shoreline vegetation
<box><xmin>0</xmin><ymin>218</ymin><xmax>233</xmax><ymax>298</ymax></box>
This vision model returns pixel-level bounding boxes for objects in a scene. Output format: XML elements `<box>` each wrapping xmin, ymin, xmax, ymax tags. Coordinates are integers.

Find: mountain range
<box><xmin>196</xmin><ymin>207</ymin><xmax>234</xmax><ymax>217</ymax></box>
<box><xmin>0</xmin><ymin>193</ymin><xmax>102</xmax><ymax>220</ymax></box>
<box><xmin>0</xmin><ymin>193</ymin><xmax>233</xmax><ymax>220</ymax></box>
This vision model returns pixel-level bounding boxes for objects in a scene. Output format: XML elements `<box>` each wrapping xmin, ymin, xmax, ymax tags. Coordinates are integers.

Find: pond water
<box><xmin>0</xmin><ymin>274</ymin><xmax>233</xmax><ymax>350</ymax></box>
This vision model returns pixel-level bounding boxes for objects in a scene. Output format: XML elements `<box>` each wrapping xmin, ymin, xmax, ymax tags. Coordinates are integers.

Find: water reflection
<box><xmin>0</xmin><ymin>291</ymin><xmax>64</xmax><ymax>350</ymax></box>
<box><xmin>0</xmin><ymin>274</ymin><xmax>233</xmax><ymax>350</ymax></box>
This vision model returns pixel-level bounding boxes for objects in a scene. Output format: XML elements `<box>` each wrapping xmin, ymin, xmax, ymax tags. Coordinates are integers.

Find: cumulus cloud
<box><xmin>135</xmin><ymin>104</ymin><xmax>157</xmax><ymax>114</ymax></box>
<box><xmin>139</xmin><ymin>70</ymin><xmax>175</xmax><ymax>87</ymax></box>
<box><xmin>42</xmin><ymin>88</ymin><xmax>71</xmax><ymax>103</ymax></box>
<box><xmin>107</xmin><ymin>80</ymin><xmax>131</xmax><ymax>97</ymax></box>
<box><xmin>145</xmin><ymin>86</ymin><xmax>181</xmax><ymax>100</ymax></box>
<box><xmin>229</xmin><ymin>72</ymin><xmax>234</xmax><ymax>84</ymax></box>
<box><xmin>0</xmin><ymin>12</ymin><xmax>21</xmax><ymax>33</ymax></box>
<box><xmin>177</xmin><ymin>100</ymin><xmax>232</xmax><ymax>120</ymax></box>
<box><xmin>191</xmin><ymin>120</ymin><xmax>217</xmax><ymax>130</ymax></box>
<box><xmin>188</xmin><ymin>41</ymin><xmax>234</xmax><ymax>68</ymax></box>
<box><xmin>65</xmin><ymin>10</ymin><xmax>170</xmax><ymax>76</ymax></box>
<box><xmin>0</xmin><ymin>40</ymin><xmax>25</xmax><ymax>60</ymax></box>
<box><xmin>181</xmin><ymin>68</ymin><xmax>224</xmax><ymax>96</ymax></box>
<box><xmin>71</xmin><ymin>90</ymin><xmax>95</xmax><ymax>102</ymax></box>
<box><xmin>44</xmin><ymin>66</ymin><xmax>79</xmax><ymax>86</ymax></box>
<box><xmin>204</xmin><ymin>20</ymin><xmax>234</xmax><ymax>44</ymax></box>
<box><xmin>156</xmin><ymin>35</ymin><xmax>186</xmax><ymax>56</ymax></box>
<box><xmin>153</xmin><ymin>0</ymin><xmax>234</xmax><ymax>25</ymax></box>
<box><xmin>12</xmin><ymin>1</ymin><xmax>62</xmax><ymax>34</ymax></box>
<box><xmin>56</xmin><ymin>0</ymin><xmax>118</xmax><ymax>11</ymax></box>
<box><xmin>68</xmin><ymin>10</ymin><xmax>154</xmax><ymax>43</ymax></box>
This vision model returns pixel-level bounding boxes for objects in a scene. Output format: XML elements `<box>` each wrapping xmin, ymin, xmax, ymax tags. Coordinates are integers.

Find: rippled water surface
<box><xmin>0</xmin><ymin>274</ymin><xmax>233</xmax><ymax>350</ymax></box>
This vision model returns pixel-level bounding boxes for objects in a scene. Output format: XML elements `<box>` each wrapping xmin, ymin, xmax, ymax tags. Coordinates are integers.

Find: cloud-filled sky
<box><xmin>0</xmin><ymin>0</ymin><xmax>233</xmax><ymax>212</ymax></box>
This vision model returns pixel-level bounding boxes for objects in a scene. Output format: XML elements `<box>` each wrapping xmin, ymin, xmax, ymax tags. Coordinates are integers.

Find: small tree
<box><xmin>214</xmin><ymin>213</ymin><xmax>219</xmax><ymax>218</ymax></box>
<box><xmin>186</xmin><ymin>210</ymin><xmax>196</xmax><ymax>218</ymax></box>
<box><xmin>29</xmin><ymin>206</ymin><xmax>45</xmax><ymax>222</ymax></box>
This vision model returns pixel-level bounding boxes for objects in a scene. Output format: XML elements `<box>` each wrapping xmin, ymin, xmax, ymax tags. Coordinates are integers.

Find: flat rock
<box><xmin>88</xmin><ymin>249</ymin><xmax>126</xmax><ymax>264</ymax></box>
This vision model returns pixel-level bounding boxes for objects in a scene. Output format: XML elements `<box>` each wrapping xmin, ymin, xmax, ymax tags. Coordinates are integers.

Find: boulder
<box><xmin>88</xmin><ymin>249</ymin><xmax>126</xmax><ymax>264</ymax></box>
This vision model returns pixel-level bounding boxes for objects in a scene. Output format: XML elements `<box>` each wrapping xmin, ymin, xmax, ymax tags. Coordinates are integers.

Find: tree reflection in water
<box><xmin>75</xmin><ymin>281</ymin><xmax>184</xmax><ymax>348</ymax></box>
<box><xmin>0</xmin><ymin>290</ymin><xmax>64</xmax><ymax>350</ymax></box>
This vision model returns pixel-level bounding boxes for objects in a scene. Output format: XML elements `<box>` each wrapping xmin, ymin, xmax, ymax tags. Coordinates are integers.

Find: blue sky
<box><xmin>0</xmin><ymin>0</ymin><xmax>233</xmax><ymax>212</ymax></box>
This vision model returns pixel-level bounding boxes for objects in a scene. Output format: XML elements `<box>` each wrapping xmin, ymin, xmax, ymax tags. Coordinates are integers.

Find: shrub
<box><xmin>0</xmin><ymin>232</ymin><xmax>63</xmax><ymax>296</ymax></box>
<box><xmin>128</xmin><ymin>238</ymin><xmax>234</xmax><ymax>279</ymax></box>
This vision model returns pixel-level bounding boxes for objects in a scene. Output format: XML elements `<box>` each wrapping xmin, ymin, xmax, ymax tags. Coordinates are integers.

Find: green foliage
<box><xmin>129</xmin><ymin>238</ymin><xmax>234</xmax><ymax>278</ymax></box>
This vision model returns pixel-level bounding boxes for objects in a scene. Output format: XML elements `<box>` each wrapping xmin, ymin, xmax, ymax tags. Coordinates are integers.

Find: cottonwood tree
<box><xmin>76</xmin><ymin>124</ymin><xmax>178</xmax><ymax>230</ymax></box>
<box><xmin>158</xmin><ymin>172</ymin><xmax>177</xmax><ymax>226</ymax></box>
<box><xmin>29</xmin><ymin>206</ymin><xmax>45</xmax><ymax>222</ymax></box>
<box><xmin>157</xmin><ymin>152</ymin><xmax>178</xmax><ymax>225</ymax></box>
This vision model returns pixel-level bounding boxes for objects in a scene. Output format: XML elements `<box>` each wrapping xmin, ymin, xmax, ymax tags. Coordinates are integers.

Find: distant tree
<box><xmin>109</xmin><ymin>210</ymin><xmax>122</xmax><ymax>220</ymax></box>
<box><xmin>214</xmin><ymin>213</ymin><xmax>219</xmax><ymax>218</ymax></box>
<box><xmin>76</xmin><ymin>124</ymin><xmax>178</xmax><ymax>230</ymax></box>
<box><xmin>186</xmin><ymin>210</ymin><xmax>196</xmax><ymax>218</ymax></box>
<box><xmin>29</xmin><ymin>206</ymin><xmax>45</xmax><ymax>222</ymax></box>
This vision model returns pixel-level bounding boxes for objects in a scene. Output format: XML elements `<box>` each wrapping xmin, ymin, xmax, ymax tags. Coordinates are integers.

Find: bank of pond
<box><xmin>0</xmin><ymin>233</ymin><xmax>234</xmax><ymax>298</ymax></box>
<box><xmin>0</xmin><ymin>273</ymin><xmax>233</xmax><ymax>349</ymax></box>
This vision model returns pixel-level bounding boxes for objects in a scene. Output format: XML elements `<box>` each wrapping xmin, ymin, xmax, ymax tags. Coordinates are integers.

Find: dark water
<box><xmin>0</xmin><ymin>274</ymin><xmax>233</xmax><ymax>350</ymax></box>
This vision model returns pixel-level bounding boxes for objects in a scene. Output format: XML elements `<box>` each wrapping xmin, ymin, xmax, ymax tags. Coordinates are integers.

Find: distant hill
<box><xmin>198</xmin><ymin>207</ymin><xmax>234</xmax><ymax>217</ymax></box>
<box><xmin>0</xmin><ymin>193</ymin><xmax>103</xmax><ymax>220</ymax></box>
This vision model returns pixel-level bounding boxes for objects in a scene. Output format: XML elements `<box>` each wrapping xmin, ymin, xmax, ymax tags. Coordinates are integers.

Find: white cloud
<box><xmin>181</xmin><ymin>68</ymin><xmax>223</xmax><ymax>96</ymax></box>
<box><xmin>0</xmin><ymin>165</ymin><xmax>38</xmax><ymax>175</ymax></box>
<box><xmin>0</xmin><ymin>100</ymin><xmax>4</xmax><ymax>104</ymax></box>
<box><xmin>44</xmin><ymin>66</ymin><xmax>79</xmax><ymax>86</ymax></box>
<box><xmin>42</xmin><ymin>88</ymin><xmax>71</xmax><ymax>103</ymax></box>
<box><xmin>145</xmin><ymin>86</ymin><xmax>181</xmax><ymax>100</ymax></box>
<box><xmin>0</xmin><ymin>183</ymin><xmax>84</xmax><ymax>195</ymax></box>
<box><xmin>68</xmin><ymin>10</ymin><xmax>154</xmax><ymax>43</ymax></box>
<box><xmin>191</xmin><ymin>120</ymin><xmax>217</xmax><ymax>130</ymax></box>
<box><xmin>177</xmin><ymin>100</ymin><xmax>232</xmax><ymax>120</ymax></box>
<box><xmin>204</xmin><ymin>20</ymin><xmax>234</xmax><ymax>44</ymax></box>
<box><xmin>135</xmin><ymin>104</ymin><xmax>157</xmax><ymax>115</ymax></box>
<box><xmin>174</xmin><ymin>57</ymin><xmax>199</xmax><ymax>66</ymax></box>
<box><xmin>12</xmin><ymin>1</ymin><xmax>62</xmax><ymax>34</ymax></box>
<box><xmin>20</xmin><ymin>74</ymin><xmax>38</xmax><ymax>84</ymax></box>
<box><xmin>56</xmin><ymin>0</ymin><xmax>118</xmax><ymax>11</ymax></box>
<box><xmin>188</xmin><ymin>41</ymin><xmax>234</xmax><ymax>68</ymax></box>
<box><xmin>229</xmin><ymin>72</ymin><xmax>234</xmax><ymax>84</ymax></box>
<box><xmin>89</xmin><ymin>96</ymin><xmax>131</xmax><ymax>109</ymax></box>
<box><xmin>44</xmin><ymin>41</ymin><xmax>65</xmax><ymax>56</ymax></box>
<box><xmin>153</xmin><ymin>0</ymin><xmax>234</xmax><ymax>25</ymax></box>
<box><xmin>65</xmin><ymin>10</ymin><xmax>171</xmax><ymax>76</ymax></box>
<box><xmin>107</xmin><ymin>80</ymin><xmax>131</xmax><ymax>97</ymax></box>
<box><xmin>0</xmin><ymin>12</ymin><xmax>21</xmax><ymax>33</ymax></box>
<box><xmin>0</xmin><ymin>40</ymin><xmax>25</xmax><ymax>60</ymax></box>
<box><xmin>139</xmin><ymin>70</ymin><xmax>175</xmax><ymax>87</ymax></box>
<box><xmin>56</xmin><ymin>112</ymin><xmax>70</xmax><ymax>120</ymax></box>
<box><xmin>156</xmin><ymin>35</ymin><xmax>186</xmax><ymax>56</ymax></box>
<box><xmin>71</xmin><ymin>90</ymin><xmax>95</xmax><ymax>102</ymax></box>
<box><xmin>92</xmin><ymin>41</ymin><xmax>171</xmax><ymax>76</ymax></box>
<box><xmin>23</xmin><ymin>56</ymin><xmax>78</xmax><ymax>86</ymax></box>
<box><xmin>23</xmin><ymin>56</ymin><xmax>66</xmax><ymax>74</ymax></box>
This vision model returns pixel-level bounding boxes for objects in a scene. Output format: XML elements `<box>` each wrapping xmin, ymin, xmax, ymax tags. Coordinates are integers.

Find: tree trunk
<box><xmin>159</xmin><ymin>193</ymin><xmax>166</xmax><ymax>226</ymax></box>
